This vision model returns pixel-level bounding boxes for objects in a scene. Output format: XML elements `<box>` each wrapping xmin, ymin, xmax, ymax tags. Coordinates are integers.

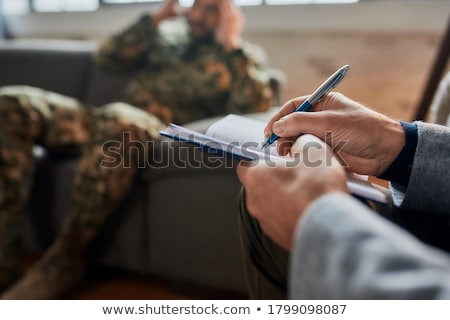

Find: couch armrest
<box><xmin>268</xmin><ymin>68</ymin><xmax>287</xmax><ymax>105</ymax></box>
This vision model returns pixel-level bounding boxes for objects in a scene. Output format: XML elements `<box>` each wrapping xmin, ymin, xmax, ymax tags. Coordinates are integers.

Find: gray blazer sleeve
<box><xmin>289</xmin><ymin>193</ymin><xmax>450</xmax><ymax>299</ymax></box>
<box><xmin>391</xmin><ymin>122</ymin><xmax>450</xmax><ymax>214</ymax></box>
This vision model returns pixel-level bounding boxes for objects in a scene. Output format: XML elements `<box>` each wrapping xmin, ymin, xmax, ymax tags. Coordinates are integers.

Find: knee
<box><xmin>93</xmin><ymin>102</ymin><xmax>165</xmax><ymax>141</ymax></box>
<box><xmin>0</xmin><ymin>95</ymin><xmax>19</xmax><ymax>115</ymax></box>
<box><xmin>0</xmin><ymin>96</ymin><xmax>41</xmax><ymax>139</ymax></box>
<box><xmin>0</xmin><ymin>93</ymin><xmax>22</xmax><ymax>113</ymax></box>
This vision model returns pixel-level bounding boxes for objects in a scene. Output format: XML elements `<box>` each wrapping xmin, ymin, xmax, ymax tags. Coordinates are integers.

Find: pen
<box><xmin>261</xmin><ymin>64</ymin><xmax>349</xmax><ymax>149</ymax></box>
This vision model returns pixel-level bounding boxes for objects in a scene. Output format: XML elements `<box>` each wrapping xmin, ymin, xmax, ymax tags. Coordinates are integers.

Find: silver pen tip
<box><xmin>340</xmin><ymin>64</ymin><xmax>350</xmax><ymax>74</ymax></box>
<box><xmin>261</xmin><ymin>142</ymin><xmax>269</xmax><ymax>149</ymax></box>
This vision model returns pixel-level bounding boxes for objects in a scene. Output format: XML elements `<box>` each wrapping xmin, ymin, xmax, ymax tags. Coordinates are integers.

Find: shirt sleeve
<box><xmin>391</xmin><ymin>122</ymin><xmax>450</xmax><ymax>214</ymax></box>
<box><xmin>378</xmin><ymin>121</ymin><xmax>418</xmax><ymax>187</ymax></box>
<box><xmin>94</xmin><ymin>14</ymin><xmax>162</xmax><ymax>73</ymax></box>
<box><xmin>224</xmin><ymin>43</ymin><xmax>275</xmax><ymax>115</ymax></box>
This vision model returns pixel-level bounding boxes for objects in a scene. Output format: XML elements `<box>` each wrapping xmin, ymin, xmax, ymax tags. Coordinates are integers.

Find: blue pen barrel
<box><xmin>296</xmin><ymin>100</ymin><xmax>313</xmax><ymax>112</ymax></box>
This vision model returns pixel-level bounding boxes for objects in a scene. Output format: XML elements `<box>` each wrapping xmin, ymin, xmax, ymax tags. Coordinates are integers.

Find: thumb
<box><xmin>290</xmin><ymin>134</ymin><xmax>328</xmax><ymax>158</ymax></box>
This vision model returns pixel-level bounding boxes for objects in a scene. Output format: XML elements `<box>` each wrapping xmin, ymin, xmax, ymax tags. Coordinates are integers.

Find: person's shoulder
<box><xmin>240</xmin><ymin>40</ymin><xmax>268</xmax><ymax>64</ymax></box>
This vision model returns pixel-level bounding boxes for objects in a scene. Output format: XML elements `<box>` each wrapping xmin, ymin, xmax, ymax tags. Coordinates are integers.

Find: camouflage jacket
<box><xmin>94</xmin><ymin>14</ymin><xmax>274</xmax><ymax>125</ymax></box>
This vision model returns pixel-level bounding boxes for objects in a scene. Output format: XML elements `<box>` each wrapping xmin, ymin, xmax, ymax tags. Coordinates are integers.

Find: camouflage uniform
<box><xmin>0</xmin><ymin>14</ymin><xmax>273</xmax><ymax>299</ymax></box>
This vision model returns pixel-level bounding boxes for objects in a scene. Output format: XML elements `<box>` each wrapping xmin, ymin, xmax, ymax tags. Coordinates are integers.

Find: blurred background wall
<box><xmin>2</xmin><ymin>1</ymin><xmax>450</xmax><ymax>120</ymax></box>
<box><xmin>0</xmin><ymin>0</ymin><xmax>5</xmax><ymax>38</ymax></box>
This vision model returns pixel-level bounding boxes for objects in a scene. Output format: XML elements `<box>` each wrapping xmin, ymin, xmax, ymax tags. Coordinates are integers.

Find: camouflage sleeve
<box><xmin>94</xmin><ymin>14</ymin><xmax>159</xmax><ymax>73</ymax></box>
<box><xmin>224</xmin><ymin>43</ymin><xmax>275</xmax><ymax>115</ymax></box>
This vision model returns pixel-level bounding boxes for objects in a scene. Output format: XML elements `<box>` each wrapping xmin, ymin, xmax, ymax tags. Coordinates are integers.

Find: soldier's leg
<box><xmin>0</xmin><ymin>86</ymin><xmax>87</xmax><ymax>292</ymax></box>
<box><xmin>238</xmin><ymin>188</ymin><xmax>289</xmax><ymax>299</ymax></box>
<box><xmin>2</xmin><ymin>102</ymin><xmax>165</xmax><ymax>299</ymax></box>
<box><xmin>0</xmin><ymin>96</ymin><xmax>43</xmax><ymax>290</ymax></box>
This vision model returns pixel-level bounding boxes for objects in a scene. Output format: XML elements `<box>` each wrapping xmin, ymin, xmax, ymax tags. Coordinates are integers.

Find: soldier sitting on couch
<box><xmin>0</xmin><ymin>0</ymin><xmax>274</xmax><ymax>299</ymax></box>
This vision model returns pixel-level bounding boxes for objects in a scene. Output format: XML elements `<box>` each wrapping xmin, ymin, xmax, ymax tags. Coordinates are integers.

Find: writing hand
<box><xmin>264</xmin><ymin>92</ymin><xmax>405</xmax><ymax>176</ymax></box>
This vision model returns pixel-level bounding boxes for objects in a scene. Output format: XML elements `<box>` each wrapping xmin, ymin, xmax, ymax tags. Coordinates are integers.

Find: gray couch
<box><xmin>0</xmin><ymin>39</ymin><xmax>285</xmax><ymax>295</ymax></box>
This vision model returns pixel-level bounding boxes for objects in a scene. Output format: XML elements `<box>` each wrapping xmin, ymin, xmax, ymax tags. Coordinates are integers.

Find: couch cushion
<box><xmin>0</xmin><ymin>39</ymin><xmax>95</xmax><ymax>101</ymax></box>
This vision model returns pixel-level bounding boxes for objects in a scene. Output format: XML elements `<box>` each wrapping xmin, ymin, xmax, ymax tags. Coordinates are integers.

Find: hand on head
<box><xmin>265</xmin><ymin>92</ymin><xmax>405</xmax><ymax>176</ymax></box>
<box><xmin>153</xmin><ymin>0</ymin><xmax>186</xmax><ymax>27</ymax></box>
<box><xmin>237</xmin><ymin>134</ymin><xmax>347</xmax><ymax>251</ymax></box>
<box><xmin>215</xmin><ymin>0</ymin><xmax>245</xmax><ymax>50</ymax></box>
<box><xmin>154</xmin><ymin>0</ymin><xmax>244</xmax><ymax>50</ymax></box>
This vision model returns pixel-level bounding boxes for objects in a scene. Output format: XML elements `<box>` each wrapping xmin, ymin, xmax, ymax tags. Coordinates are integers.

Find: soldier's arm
<box><xmin>94</xmin><ymin>14</ymin><xmax>161</xmax><ymax>73</ymax></box>
<box><xmin>225</xmin><ymin>43</ymin><xmax>275</xmax><ymax>115</ymax></box>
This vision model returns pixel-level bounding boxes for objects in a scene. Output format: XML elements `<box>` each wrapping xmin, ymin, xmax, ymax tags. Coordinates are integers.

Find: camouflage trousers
<box><xmin>0</xmin><ymin>86</ymin><xmax>165</xmax><ymax>291</ymax></box>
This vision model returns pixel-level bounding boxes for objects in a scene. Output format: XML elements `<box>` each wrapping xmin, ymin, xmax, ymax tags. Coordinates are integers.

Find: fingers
<box><xmin>274</xmin><ymin>116</ymin><xmax>333</xmax><ymax>157</ymax></box>
<box><xmin>275</xmin><ymin>111</ymin><xmax>333</xmax><ymax>144</ymax></box>
<box><xmin>166</xmin><ymin>0</ymin><xmax>178</xmax><ymax>11</ymax></box>
<box><xmin>154</xmin><ymin>0</ymin><xmax>182</xmax><ymax>23</ymax></box>
<box><xmin>264</xmin><ymin>92</ymin><xmax>350</xmax><ymax>138</ymax></box>
<box><xmin>222</xmin><ymin>0</ymin><xmax>241</xmax><ymax>14</ymax></box>
<box><xmin>267</xmin><ymin>97</ymin><xmax>327</xmax><ymax>156</ymax></box>
<box><xmin>264</xmin><ymin>95</ymin><xmax>309</xmax><ymax>137</ymax></box>
<box><xmin>172</xmin><ymin>0</ymin><xmax>188</xmax><ymax>16</ymax></box>
<box><xmin>216</xmin><ymin>0</ymin><xmax>244</xmax><ymax>50</ymax></box>
<box><xmin>219</xmin><ymin>0</ymin><xmax>236</xmax><ymax>18</ymax></box>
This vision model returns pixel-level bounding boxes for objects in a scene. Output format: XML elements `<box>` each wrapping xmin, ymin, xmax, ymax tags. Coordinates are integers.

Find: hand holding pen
<box><xmin>262</xmin><ymin>65</ymin><xmax>349</xmax><ymax>148</ymax></box>
<box><xmin>262</xmin><ymin>90</ymin><xmax>406</xmax><ymax>177</ymax></box>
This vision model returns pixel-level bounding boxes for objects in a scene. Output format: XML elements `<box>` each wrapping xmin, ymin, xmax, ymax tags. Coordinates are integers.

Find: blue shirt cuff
<box><xmin>378</xmin><ymin>121</ymin><xmax>418</xmax><ymax>187</ymax></box>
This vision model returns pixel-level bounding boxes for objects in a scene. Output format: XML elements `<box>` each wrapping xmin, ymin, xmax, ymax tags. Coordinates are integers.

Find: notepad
<box><xmin>160</xmin><ymin>114</ymin><xmax>389</xmax><ymax>204</ymax></box>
